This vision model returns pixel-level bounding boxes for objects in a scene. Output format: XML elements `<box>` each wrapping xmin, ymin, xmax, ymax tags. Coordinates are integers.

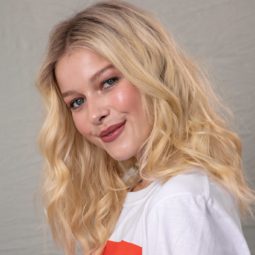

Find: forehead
<box><xmin>56</xmin><ymin>48</ymin><xmax>110</xmax><ymax>75</ymax></box>
<box><xmin>55</xmin><ymin>48</ymin><xmax>113</xmax><ymax>90</ymax></box>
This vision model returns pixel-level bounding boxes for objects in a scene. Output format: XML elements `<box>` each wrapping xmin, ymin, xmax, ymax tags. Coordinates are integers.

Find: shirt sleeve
<box><xmin>144</xmin><ymin>194</ymin><xmax>251</xmax><ymax>255</ymax></box>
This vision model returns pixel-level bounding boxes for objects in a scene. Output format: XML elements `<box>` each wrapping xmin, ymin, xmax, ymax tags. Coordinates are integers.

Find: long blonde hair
<box><xmin>37</xmin><ymin>1</ymin><xmax>254</xmax><ymax>254</ymax></box>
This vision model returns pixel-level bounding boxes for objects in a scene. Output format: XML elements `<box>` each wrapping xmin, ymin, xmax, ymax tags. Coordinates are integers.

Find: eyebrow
<box><xmin>62</xmin><ymin>64</ymin><xmax>114</xmax><ymax>98</ymax></box>
<box><xmin>90</xmin><ymin>64</ymin><xmax>114</xmax><ymax>83</ymax></box>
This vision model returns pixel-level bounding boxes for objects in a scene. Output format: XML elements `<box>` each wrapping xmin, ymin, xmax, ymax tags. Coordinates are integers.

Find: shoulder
<box><xmin>144</xmin><ymin>167</ymin><xmax>249</xmax><ymax>254</ymax></box>
<box><xmin>157</xmin><ymin>166</ymin><xmax>211</xmax><ymax>198</ymax></box>
<box><xmin>150</xmin><ymin>166</ymin><xmax>240</xmax><ymax>223</ymax></box>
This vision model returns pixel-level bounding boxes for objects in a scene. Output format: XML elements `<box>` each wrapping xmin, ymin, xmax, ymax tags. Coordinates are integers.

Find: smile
<box><xmin>100</xmin><ymin>120</ymin><xmax>126</xmax><ymax>143</ymax></box>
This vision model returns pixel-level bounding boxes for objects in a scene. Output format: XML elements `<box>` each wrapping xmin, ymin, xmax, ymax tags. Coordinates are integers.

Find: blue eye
<box><xmin>70</xmin><ymin>98</ymin><xmax>85</xmax><ymax>110</ymax></box>
<box><xmin>102</xmin><ymin>77</ymin><xmax>119</xmax><ymax>89</ymax></box>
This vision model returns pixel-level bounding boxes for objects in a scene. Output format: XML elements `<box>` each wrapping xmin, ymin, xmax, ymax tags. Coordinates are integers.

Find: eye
<box><xmin>69</xmin><ymin>97</ymin><xmax>85</xmax><ymax>110</ymax></box>
<box><xmin>102</xmin><ymin>77</ymin><xmax>119</xmax><ymax>89</ymax></box>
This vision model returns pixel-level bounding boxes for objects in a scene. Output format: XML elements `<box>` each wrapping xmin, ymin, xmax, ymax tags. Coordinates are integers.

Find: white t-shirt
<box><xmin>102</xmin><ymin>168</ymin><xmax>251</xmax><ymax>255</ymax></box>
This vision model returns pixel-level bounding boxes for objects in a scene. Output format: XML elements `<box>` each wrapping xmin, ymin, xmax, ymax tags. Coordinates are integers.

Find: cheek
<box><xmin>72</xmin><ymin>113</ymin><xmax>90</xmax><ymax>137</ymax></box>
<box><xmin>73</xmin><ymin>116</ymin><xmax>99</xmax><ymax>146</ymax></box>
<box><xmin>113</xmin><ymin>83</ymin><xmax>143</xmax><ymax>113</ymax></box>
<box><xmin>114</xmin><ymin>84</ymin><xmax>151</xmax><ymax>136</ymax></box>
<box><xmin>72</xmin><ymin>113</ymin><xmax>102</xmax><ymax>147</ymax></box>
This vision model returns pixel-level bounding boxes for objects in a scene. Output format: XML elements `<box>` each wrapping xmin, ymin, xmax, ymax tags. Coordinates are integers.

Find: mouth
<box><xmin>99</xmin><ymin>120</ymin><xmax>126</xmax><ymax>143</ymax></box>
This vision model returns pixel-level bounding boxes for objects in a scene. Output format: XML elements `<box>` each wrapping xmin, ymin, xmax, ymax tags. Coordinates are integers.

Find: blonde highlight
<box><xmin>37</xmin><ymin>1</ymin><xmax>254</xmax><ymax>254</ymax></box>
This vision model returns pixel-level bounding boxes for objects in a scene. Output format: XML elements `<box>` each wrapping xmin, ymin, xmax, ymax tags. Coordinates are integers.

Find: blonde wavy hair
<box><xmin>37</xmin><ymin>1</ymin><xmax>254</xmax><ymax>254</ymax></box>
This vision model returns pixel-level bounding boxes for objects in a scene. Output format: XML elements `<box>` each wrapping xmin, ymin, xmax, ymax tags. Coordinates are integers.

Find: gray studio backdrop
<box><xmin>1</xmin><ymin>0</ymin><xmax>255</xmax><ymax>254</ymax></box>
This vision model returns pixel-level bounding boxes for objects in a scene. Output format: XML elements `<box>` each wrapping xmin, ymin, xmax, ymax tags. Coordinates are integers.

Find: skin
<box><xmin>55</xmin><ymin>48</ymin><xmax>152</xmax><ymax>163</ymax></box>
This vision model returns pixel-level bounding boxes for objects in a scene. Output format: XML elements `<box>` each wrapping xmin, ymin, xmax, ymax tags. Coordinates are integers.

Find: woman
<box><xmin>37</xmin><ymin>1</ymin><xmax>254</xmax><ymax>254</ymax></box>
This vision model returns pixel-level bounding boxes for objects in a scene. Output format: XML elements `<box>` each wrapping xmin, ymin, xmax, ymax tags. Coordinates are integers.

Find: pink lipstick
<box><xmin>100</xmin><ymin>120</ymin><xmax>126</xmax><ymax>143</ymax></box>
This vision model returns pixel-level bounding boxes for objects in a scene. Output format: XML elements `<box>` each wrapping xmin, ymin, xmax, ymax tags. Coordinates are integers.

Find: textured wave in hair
<box><xmin>37</xmin><ymin>1</ymin><xmax>254</xmax><ymax>254</ymax></box>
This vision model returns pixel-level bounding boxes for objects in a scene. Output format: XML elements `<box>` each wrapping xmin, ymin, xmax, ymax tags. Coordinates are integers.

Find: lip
<box><xmin>99</xmin><ymin>120</ymin><xmax>126</xmax><ymax>143</ymax></box>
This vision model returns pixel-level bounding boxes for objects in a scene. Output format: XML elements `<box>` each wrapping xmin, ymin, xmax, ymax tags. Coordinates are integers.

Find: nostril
<box><xmin>91</xmin><ymin>108</ymin><xmax>110</xmax><ymax>124</ymax></box>
<box><xmin>99</xmin><ymin>114</ymin><xmax>107</xmax><ymax>122</ymax></box>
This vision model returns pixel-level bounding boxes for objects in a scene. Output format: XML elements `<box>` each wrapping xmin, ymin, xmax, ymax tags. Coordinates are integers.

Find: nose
<box><xmin>88</xmin><ymin>98</ymin><xmax>110</xmax><ymax>125</ymax></box>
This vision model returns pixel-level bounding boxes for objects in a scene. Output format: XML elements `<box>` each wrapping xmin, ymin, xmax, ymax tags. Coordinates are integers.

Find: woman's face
<box><xmin>55</xmin><ymin>48</ymin><xmax>152</xmax><ymax>161</ymax></box>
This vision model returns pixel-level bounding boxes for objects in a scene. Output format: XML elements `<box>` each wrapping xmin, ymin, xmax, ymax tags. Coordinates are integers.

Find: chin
<box><xmin>107</xmin><ymin>150</ymin><xmax>136</xmax><ymax>162</ymax></box>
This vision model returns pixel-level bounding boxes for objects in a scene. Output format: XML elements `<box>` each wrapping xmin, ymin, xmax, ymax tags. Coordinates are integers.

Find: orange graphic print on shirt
<box><xmin>102</xmin><ymin>240</ymin><xmax>142</xmax><ymax>255</ymax></box>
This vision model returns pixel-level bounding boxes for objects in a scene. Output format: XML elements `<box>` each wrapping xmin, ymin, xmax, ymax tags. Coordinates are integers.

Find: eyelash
<box><xmin>102</xmin><ymin>76</ymin><xmax>120</xmax><ymax>88</ymax></box>
<box><xmin>69</xmin><ymin>98</ymin><xmax>85</xmax><ymax>110</ymax></box>
<box><xmin>69</xmin><ymin>76</ymin><xmax>120</xmax><ymax>110</ymax></box>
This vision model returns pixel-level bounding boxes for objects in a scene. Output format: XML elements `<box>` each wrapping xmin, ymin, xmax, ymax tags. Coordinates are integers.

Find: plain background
<box><xmin>0</xmin><ymin>0</ymin><xmax>254</xmax><ymax>254</ymax></box>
